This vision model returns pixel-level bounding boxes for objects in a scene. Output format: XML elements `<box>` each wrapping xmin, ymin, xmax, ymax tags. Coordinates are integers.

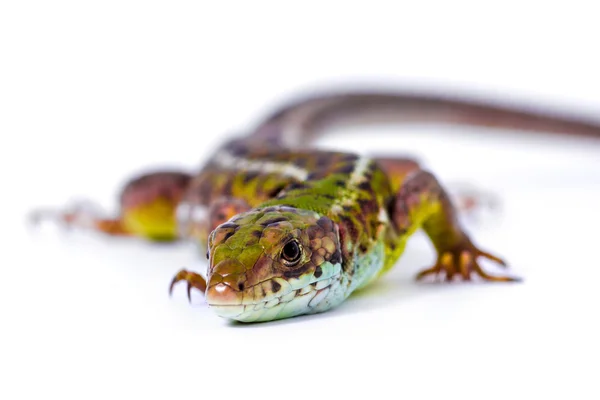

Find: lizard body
<box><xmin>33</xmin><ymin>90</ymin><xmax>600</xmax><ymax>323</ymax></box>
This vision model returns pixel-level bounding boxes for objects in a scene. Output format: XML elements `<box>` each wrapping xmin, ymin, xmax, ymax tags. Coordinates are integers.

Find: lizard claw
<box><xmin>446</xmin><ymin>182</ymin><xmax>501</xmax><ymax>224</ymax></box>
<box><xmin>169</xmin><ymin>269</ymin><xmax>207</xmax><ymax>302</ymax></box>
<box><xmin>28</xmin><ymin>199</ymin><xmax>105</xmax><ymax>230</ymax></box>
<box><xmin>416</xmin><ymin>239</ymin><xmax>521</xmax><ymax>283</ymax></box>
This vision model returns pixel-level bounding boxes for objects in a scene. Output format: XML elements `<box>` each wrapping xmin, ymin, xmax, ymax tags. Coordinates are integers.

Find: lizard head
<box><xmin>205</xmin><ymin>205</ymin><xmax>344</xmax><ymax>322</ymax></box>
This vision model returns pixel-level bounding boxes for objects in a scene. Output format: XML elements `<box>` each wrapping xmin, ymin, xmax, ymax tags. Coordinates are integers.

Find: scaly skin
<box><xmin>31</xmin><ymin>89</ymin><xmax>600</xmax><ymax>323</ymax></box>
<box><xmin>194</xmin><ymin>151</ymin><xmax>395</xmax><ymax>322</ymax></box>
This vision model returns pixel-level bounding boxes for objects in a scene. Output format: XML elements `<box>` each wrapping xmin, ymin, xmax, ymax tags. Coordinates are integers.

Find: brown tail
<box><xmin>249</xmin><ymin>90</ymin><xmax>600</xmax><ymax>148</ymax></box>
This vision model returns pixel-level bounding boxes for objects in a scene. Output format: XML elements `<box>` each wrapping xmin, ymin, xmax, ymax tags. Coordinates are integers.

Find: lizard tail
<box><xmin>249</xmin><ymin>90</ymin><xmax>600</xmax><ymax>148</ymax></box>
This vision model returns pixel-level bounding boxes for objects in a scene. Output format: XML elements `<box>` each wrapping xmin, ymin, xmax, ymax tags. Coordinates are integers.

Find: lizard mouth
<box><xmin>208</xmin><ymin>273</ymin><xmax>342</xmax><ymax>323</ymax></box>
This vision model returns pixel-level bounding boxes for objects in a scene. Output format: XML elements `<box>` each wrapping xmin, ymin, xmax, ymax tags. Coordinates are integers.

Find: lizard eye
<box><xmin>281</xmin><ymin>239</ymin><xmax>302</xmax><ymax>266</ymax></box>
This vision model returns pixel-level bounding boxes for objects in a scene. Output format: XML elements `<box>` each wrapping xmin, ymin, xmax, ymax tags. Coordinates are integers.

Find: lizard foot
<box><xmin>29</xmin><ymin>199</ymin><xmax>104</xmax><ymax>228</ymax></box>
<box><xmin>447</xmin><ymin>182</ymin><xmax>501</xmax><ymax>220</ymax></box>
<box><xmin>28</xmin><ymin>199</ymin><xmax>130</xmax><ymax>236</ymax></box>
<box><xmin>416</xmin><ymin>239</ymin><xmax>520</xmax><ymax>283</ymax></box>
<box><xmin>169</xmin><ymin>269</ymin><xmax>207</xmax><ymax>301</ymax></box>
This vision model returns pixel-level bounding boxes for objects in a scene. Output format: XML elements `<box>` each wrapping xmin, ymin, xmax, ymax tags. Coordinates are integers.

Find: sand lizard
<box><xmin>31</xmin><ymin>90</ymin><xmax>600</xmax><ymax>323</ymax></box>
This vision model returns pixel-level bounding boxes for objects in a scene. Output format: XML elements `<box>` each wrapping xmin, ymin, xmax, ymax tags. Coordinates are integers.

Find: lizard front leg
<box><xmin>375</xmin><ymin>156</ymin><xmax>498</xmax><ymax>218</ymax></box>
<box><xmin>170</xmin><ymin>196</ymin><xmax>252</xmax><ymax>301</ymax></box>
<box><xmin>388</xmin><ymin>169</ymin><xmax>519</xmax><ymax>282</ymax></box>
<box><xmin>177</xmin><ymin>196</ymin><xmax>252</xmax><ymax>247</ymax></box>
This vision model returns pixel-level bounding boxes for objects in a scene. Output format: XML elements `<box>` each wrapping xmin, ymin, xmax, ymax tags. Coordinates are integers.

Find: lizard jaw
<box><xmin>207</xmin><ymin>271</ymin><xmax>343</xmax><ymax>323</ymax></box>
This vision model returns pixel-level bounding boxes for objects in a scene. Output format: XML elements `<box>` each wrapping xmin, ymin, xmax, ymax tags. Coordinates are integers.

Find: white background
<box><xmin>2</xmin><ymin>1</ymin><xmax>600</xmax><ymax>399</ymax></box>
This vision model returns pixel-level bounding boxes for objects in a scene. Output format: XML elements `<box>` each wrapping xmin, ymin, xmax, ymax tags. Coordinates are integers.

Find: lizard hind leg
<box><xmin>30</xmin><ymin>170</ymin><xmax>193</xmax><ymax>241</ymax></box>
<box><xmin>29</xmin><ymin>199</ymin><xmax>131</xmax><ymax>236</ymax></box>
<box><xmin>388</xmin><ymin>168</ymin><xmax>520</xmax><ymax>283</ymax></box>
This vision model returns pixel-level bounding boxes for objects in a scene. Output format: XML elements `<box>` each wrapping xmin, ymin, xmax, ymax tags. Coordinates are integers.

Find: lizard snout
<box><xmin>206</xmin><ymin>259</ymin><xmax>245</xmax><ymax>306</ymax></box>
<box><xmin>206</xmin><ymin>281</ymin><xmax>243</xmax><ymax>306</ymax></box>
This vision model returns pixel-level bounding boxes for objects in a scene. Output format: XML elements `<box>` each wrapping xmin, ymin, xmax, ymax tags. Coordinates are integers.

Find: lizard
<box><xmin>30</xmin><ymin>89</ymin><xmax>600</xmax><ymax>323</ymax></box>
